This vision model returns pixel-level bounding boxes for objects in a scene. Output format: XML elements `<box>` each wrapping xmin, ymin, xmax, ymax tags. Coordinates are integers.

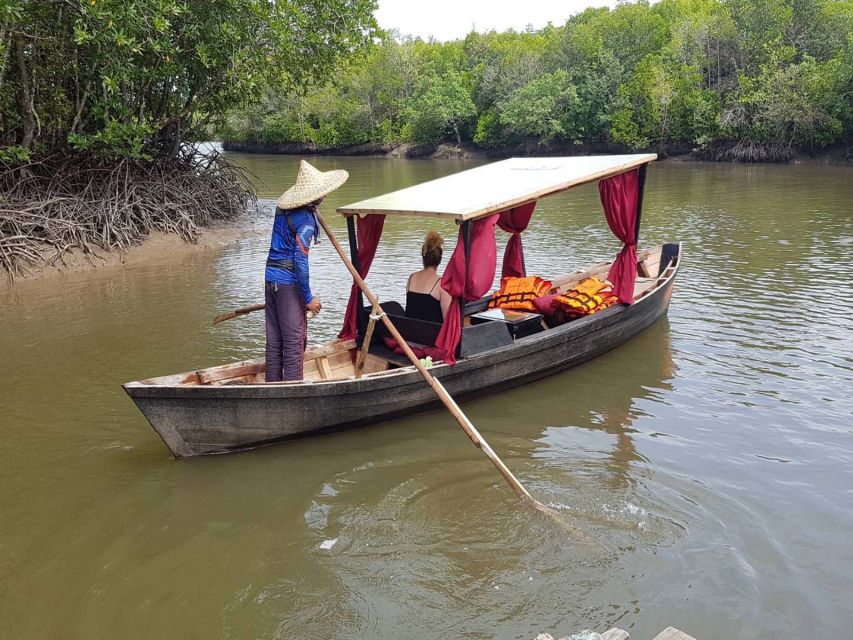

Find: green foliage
<box><xmin>611</xmin><ymin>86</ymin><xmax>649</xmax><ymax>149</ymax></box>
<box><xmin>257</xmin><ymin>113</ymin><xmax>306</xmax><ymax>146</ymax></box>
<box><xmin>473</xmin><ymin>110</ymin><xmax>503</xmax><ymax>147</ymax></box>
<box><xmin>464</xmin><ymin>29</ymin><xmax>551</xmax><ymax>114</ymax></box>
<box><xmin>0</xmin><ymin>145</ymin><xmax>30</xmax><ymax>165</ymax></box>
<box><xmin>498</xmin><ymin>70</ymin><xmax>580</xmax><ymax>143</ymax></box>
<box><xmin>68</xmin><ymin>120</ymin><xmax>156</xmax><ymax>160</ymax></box>
<box><xmin>610</xmin><ymin>50</ymin><xmax>722</xmax><ymax>148</ymax></box>
<box><xmin>404</xmin><ymin>70</ymin><xmax>476</xmax><ymax>145</ymax></box>
<box><xmin>0</xmin><ymin>0</ymin><xmax>378</xmax><ymax>158</ymax></box>
<box><xmin>220</xmin><ymin>0</ymin><xmax>850</xmax><ymax>157</ymax></box>
<box><xmin>570</xmin><ymin>49</ymin><xmax>625</xmax><ymax>140</ymax></box>
<box><xmin>217</xmin><ymin>34</ymin><xmax>411</xmax><ymax>148</ymax></box>
<box><xmin>722</xmin><ymin>49</ymin><xmax>848</xmax><ymax>149</ymax></box>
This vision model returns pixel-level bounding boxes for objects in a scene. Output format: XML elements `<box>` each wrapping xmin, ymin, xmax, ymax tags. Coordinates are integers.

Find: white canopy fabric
<box><xmin>337</xmin><ymin>154</ymin><xmax>656</xmax><ymax>221</ymax></box>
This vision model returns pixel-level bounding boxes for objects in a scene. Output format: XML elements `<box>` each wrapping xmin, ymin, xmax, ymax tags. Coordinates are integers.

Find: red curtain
<box><xmin>338</xmin><ymin>214</ymin><xmax>386</xmax><ymax>340</ymax></box>
<box><xmin>425</xmin><ymin>214</ymin><xmax>499</xmax><ymax>364</ymax></box>
<box><xmin>497</xmin><ymin>201</ymin><xmax>536</xmax><ymax>278</ymax></box>
<box><xmin>599</xmin><ymin>169</ymin><xmax>640</xmax><ymax>305</ymax></box>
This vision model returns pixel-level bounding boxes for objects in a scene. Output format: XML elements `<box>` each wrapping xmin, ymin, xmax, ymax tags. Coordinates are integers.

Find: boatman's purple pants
<box><xmin>264</xmin><ymin>282</ymin><xmax>307</xmax><ymax>382</ymax></box>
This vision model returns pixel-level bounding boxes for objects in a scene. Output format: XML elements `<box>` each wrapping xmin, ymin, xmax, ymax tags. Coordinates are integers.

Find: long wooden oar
<box><xmin>212</xmin><ymin>303</ymin><xmax>265</xmax><ymax>325</ymax></box>
<box><xmin>316</xmin><ymin>211</ymin><xmax>593</xmax><ymax>537</ymax></box>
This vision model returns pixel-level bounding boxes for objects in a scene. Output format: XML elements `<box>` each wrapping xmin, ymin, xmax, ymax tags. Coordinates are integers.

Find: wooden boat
<box><xmin>125</xmin><ymin>155</ymin><xmax>681</xmax><ymax>457</ymax></box>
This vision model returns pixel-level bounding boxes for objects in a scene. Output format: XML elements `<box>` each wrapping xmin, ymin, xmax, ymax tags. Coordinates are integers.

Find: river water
<box><xmin>1</xmin><ymin>155</ymin><xmax>851</xmax><ymax>639</ymax></box>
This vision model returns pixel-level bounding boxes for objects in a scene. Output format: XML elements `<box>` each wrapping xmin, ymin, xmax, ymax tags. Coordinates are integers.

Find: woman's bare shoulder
<box><xmin>408</xmin><ymin>269</ymin><xmax>437</xmax><ymax>292</ymax></box>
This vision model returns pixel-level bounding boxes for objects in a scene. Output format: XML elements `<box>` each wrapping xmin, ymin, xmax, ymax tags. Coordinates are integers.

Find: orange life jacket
<box><xmin>572</xmin><ymin>277</ymin><xmax>611</xmax><ymax>297</ymax></box>
<box><xmin>552</xmin><ymin>278</ymin><xmax>617</xmax><ymax>317</ymax></box>
<box><xmin>488</xmin><ymin>276</ymin><xmax>552</xmax><ymax>312</ymax></box>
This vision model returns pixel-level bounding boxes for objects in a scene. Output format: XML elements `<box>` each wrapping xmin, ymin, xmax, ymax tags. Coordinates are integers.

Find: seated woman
<box><xmin>406</xmin><ymin>231</ymin><xmax>452</xmax><ymax>323</ymax></box>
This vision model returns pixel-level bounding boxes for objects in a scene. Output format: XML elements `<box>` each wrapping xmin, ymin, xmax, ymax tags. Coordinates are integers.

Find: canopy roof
<box><xmin>338</xmin><ymin>154</ymin><xmax>656</xmax><ymax>221</ymax></box>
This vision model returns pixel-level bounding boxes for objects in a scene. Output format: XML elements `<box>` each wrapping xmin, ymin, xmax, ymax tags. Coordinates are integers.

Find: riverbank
<box><xmin>222</xmin><ymin>138</ymin><xmax>853</xmax><ymax>164</ymax></box>
<box><xmin>222</xmin><ymin>140</ymin><xmax>678</xmax><ymax>160</ymax></box>
<box><xmin>0</xmin><ymin>150</ymin><xmax>257</xmax><ymax>285</ymax></box>
<box><xmin>0</xmin><ymin>213</ymin><xmax>259</xmax><ymax>290</ymax></box>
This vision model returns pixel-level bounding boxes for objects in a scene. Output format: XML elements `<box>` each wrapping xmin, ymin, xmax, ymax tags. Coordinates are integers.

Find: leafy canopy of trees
<box><xmin>0</xmin><ymin>0</ymin><xmax>378</xmax><ymax>161</ymax></box>
<box><xmin>222</xmin><ymin>0</ymin><xmax>852</xmax><ymax>159</ymax></box>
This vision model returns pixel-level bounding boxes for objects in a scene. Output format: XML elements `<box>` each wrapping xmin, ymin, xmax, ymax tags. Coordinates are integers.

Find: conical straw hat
<box><xmin>277</xmin><ymin>160</ymin><xmax>349</xmax><ymax>210</ymax></box>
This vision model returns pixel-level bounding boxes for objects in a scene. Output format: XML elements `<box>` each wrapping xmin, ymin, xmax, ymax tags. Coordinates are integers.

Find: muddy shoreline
<box><xmin>0</xmin><ymin>214</ymin><xmax>260</xmax><ymax>290</ymax></box>
<box><xmin>222</xmin><ymin>139</ymin><xmax>852</xmax><ymax>164</ymax></box>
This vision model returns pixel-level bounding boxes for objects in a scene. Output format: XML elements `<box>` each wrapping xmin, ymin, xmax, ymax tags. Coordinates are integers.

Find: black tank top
<box><xmin>405</xmin><ymin>276</ymin><xmax>443</xmax><ymax>323</ymax></box>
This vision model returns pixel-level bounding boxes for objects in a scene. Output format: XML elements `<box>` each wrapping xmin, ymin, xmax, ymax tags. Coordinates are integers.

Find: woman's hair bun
<box><xmin>422</xmin><ymin>230</ymin><xmax>444</xmax><ymax>267</ymax></box>
<box><xmin>424</xmin><ymin>230</ymin><xmax>443</xmax><ymax>253</ymax></box>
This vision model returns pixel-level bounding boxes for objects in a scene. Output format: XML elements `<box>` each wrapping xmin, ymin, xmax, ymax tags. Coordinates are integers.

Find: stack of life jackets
<box><xmin>550</xmin><ymin>277</ymin><xmax>617</xmax><ymax>318</ymax></box>
<box><xmin>488</xmin><ymin>276</ymin><xmax>553</xmax><ymax>312</ymax></box>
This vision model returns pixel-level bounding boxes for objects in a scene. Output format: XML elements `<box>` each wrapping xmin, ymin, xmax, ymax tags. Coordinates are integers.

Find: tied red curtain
<box><xmin>338</xmin><ymin>214</ymin><xmax>386</xmax><ymax>340</ymax></box>
<box><xmin>425</xmin><ymin>214</ymin><xmax>499</xmax><ymax>365</ymax></box>
<box><xmin>599</xmin><ymin>169</ymin><xmax>640</xmax><ymax>305</ymax></box>
<box><xmin>497</xmin><ymin>201</ymin><xmax>536</xmax><ymax>278</ymax></box>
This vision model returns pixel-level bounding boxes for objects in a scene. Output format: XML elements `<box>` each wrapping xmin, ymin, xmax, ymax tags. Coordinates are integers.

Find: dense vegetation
<box><xmin>0</xmin><ymin>0</ymin><xmax>376</xmax><ymax>278</ymax></box>
<box><xmin>221</xmin><ymin>0</ymin><xmax>853</xmax><ymax>161</ymax></box>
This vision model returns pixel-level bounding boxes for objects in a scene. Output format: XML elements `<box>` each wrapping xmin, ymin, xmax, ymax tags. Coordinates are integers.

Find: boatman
<box><xmin>265</xmin><ymin>160</ymin><xmax>348</xmax><ymax>382</ymax></box>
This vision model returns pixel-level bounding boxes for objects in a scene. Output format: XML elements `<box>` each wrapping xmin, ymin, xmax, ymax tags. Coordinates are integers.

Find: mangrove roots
<box><xmin>0</xmin><ymin>148</ymin><xmax>255</xmax><ymax>280</ymax></box>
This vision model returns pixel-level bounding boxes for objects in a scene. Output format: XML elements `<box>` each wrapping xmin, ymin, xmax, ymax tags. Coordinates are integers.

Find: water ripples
<box><xmin>2</xmin><ymin>159</ymin><xmax>852</xmax><ymax>639</ymax></box>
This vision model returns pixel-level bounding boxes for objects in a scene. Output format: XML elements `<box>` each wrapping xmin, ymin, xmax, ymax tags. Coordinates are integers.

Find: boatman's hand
<box><xmin>306</xmin><ymin>296</ymin><xmax>322</xmax><ymax>314</ymax></box>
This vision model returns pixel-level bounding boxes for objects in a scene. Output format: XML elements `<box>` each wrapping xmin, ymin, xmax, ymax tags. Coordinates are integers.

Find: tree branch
<box><xmin>14</xmin><ymin>36</ymin><xmax>35</xmax><ymax>149</ymax></box>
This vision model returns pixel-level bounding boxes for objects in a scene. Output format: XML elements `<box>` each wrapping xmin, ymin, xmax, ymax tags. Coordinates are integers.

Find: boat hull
<box><xmin>125</xmin><ymin>248</ymin><xmax>679</xmax><ymax>457</ymax></box>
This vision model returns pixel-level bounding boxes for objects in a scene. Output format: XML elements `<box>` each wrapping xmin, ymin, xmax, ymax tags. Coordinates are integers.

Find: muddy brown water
<box><xmin>1</xmin><ymin>155</ymin><xmax>851</xmax><ymax>639</ymax></box>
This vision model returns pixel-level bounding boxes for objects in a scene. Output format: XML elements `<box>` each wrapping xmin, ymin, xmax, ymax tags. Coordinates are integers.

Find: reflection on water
<box><xmin>1</xmin><ymin>157</ymin><xmax>852</xmax><ymax>639</ymax></box>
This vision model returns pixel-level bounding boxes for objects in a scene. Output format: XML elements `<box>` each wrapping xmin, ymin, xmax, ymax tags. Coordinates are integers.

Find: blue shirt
<box><xmin>265</xmin><ymin>207</ymin><xmax>318</xmax><ymax>304</ymax></box>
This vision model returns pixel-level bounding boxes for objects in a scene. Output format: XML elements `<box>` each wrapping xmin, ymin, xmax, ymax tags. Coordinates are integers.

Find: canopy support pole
<box><xmin>355</xmin><ymin>303</ymin><xmax>379</xmax><ymax>378</ymax></box>
<box><xmin>458</xmin><ymin>220</ymin><xmax>473</xmax><ymax>360</ymax></box>
<box><xmin>634</xmin><ymin>164</ymin><xmax>648</xmax><ymax>245</ymax></box>
<box><xmin>346</xmin><ymin>215</ymin><xmax>365</xmax><ymax>338</ymax></box>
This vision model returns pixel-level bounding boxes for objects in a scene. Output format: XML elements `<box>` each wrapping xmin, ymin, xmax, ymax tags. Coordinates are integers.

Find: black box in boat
<box><xmin>471</xmin><ymin>308</ymin><xmax>543</xmax><ymax>340</ymax></box>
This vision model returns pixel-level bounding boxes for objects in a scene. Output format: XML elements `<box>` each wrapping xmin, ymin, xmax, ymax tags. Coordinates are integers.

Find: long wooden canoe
<box><xmin>124</xmin><ymin>243</ymin><xmax>681</xmax><ymax>457</ymax></box>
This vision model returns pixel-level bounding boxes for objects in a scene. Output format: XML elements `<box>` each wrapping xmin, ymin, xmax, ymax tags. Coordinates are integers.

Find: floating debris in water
<box><xmin>318</xmin><ymin>538</ymin><xmax>338</xmax><ymax>551</ymax></box>
<box><xmin>624</xmin><ymin>502</ymin><xmax>646</xmax><ymax>516</ymax></box>
<box><xmin>546</xmin><ymin>501</ymin><xmax>573</xmax><ymax>511</ymax></box>
<box><xmin>533</xmin><ymin>626</ymin><xmax>695</xmax><ymax>640</ymax></box>
<box><xmin>534</xmin><ymin>631</ymin><xmax>601</xmax><ymax>640</ymax></box>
